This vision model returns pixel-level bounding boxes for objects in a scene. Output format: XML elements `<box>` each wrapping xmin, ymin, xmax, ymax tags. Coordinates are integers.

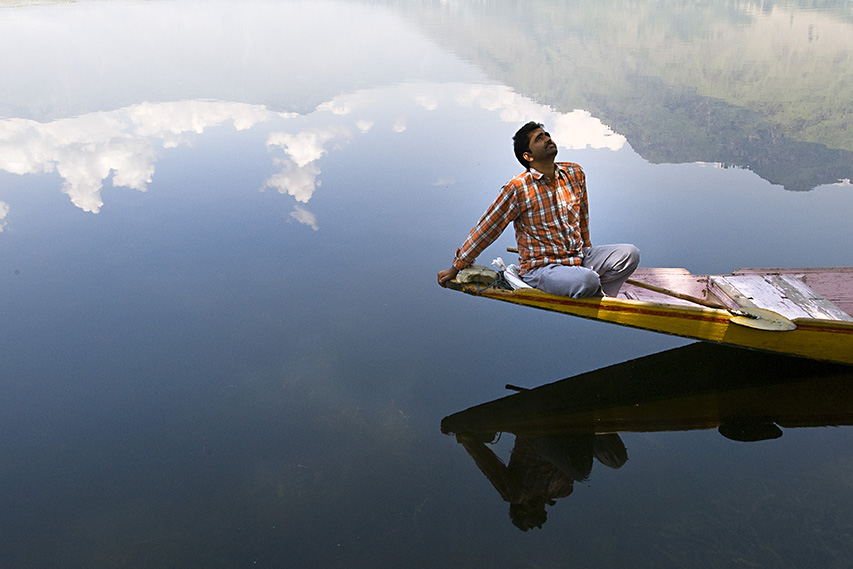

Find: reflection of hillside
<box><xmin>388</xmin><ymin>0</ymin><xmax>853</xmax><ymax>191</ymax></box>
<box><xmin>592</xmin><ymin>77</ymin><xmax>853</xmax><ymax>192</ymax></box>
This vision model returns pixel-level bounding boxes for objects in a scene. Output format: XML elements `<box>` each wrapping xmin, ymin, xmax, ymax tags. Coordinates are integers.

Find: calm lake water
<box><xmin>1</xmin><ymin>1</ymin><xmax>852</xmax><ymax>567</ymax></box>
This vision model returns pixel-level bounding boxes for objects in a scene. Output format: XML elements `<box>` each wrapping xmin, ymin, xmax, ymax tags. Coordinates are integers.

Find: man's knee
<box><xmin>598</xmin><ymin>244</ymin><xmax>640</xmax><ymax>297</ymax></box>
<box><xmin>621</xmin><ymin>244</ymin><xmax>640</xmax><ymax>271</ymax></box>
<box><xmin>554</xmin><ymin>267</ymin><xmax>601</xmax><ymax>298</ymax></box>
<box><xmin>573</xmin><ymin>271</ymin><xmax>603</xmax><ymax>298</ymax></box>
<box><xmin>524</xmin><ymin>264</ymin><xmax>602</xmax><ymax>298</ymax></box>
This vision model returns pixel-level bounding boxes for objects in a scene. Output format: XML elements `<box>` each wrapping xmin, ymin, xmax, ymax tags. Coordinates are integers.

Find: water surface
<box><xmin>1</xmin><ymin>1</ymin><xmax>851</xmax><ymax>567</ymax></box>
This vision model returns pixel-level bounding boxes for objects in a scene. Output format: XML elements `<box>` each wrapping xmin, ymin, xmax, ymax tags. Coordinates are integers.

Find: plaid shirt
<box><xmin>504</xmin><ymin>438</ymin><xmax>574</xmax><ymax>503</ymax></box>
<box><xmin>459</xmin><ymin>437</ymin><xmax>574</xmax><ymax>505</ymax></box>
<box><xmin>453</xmin><ymin>162</ymin><xmax>591</xmax><ymax>274</ymax></box>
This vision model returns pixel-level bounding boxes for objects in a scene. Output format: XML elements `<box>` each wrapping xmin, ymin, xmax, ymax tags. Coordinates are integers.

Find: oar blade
<box><xmin>730</xmin><ymin>307</ymin><xmax>797</xmax><ymax>331</ymax></box>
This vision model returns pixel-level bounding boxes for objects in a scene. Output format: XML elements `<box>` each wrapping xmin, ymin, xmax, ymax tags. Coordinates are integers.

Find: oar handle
<box><xmin>625</xmin><ymin>279</ymin><xmax>727</xmax><ymax>310</ymax></box>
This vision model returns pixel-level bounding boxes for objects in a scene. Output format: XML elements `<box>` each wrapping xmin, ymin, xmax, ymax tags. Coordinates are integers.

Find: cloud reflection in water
<box><xmin>0</xmin><ymin>83</ymin><xmax>626</xmax><ymax>230</ymax></box>
<box><xmin>0</xmin><ymin>100</ymin><xmax>283</xmax><ymax>213</ymax></box>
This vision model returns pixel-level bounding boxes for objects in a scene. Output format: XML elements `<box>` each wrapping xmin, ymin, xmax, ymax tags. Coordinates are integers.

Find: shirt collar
<box><xmin>529</xmin><ymin>164</ymin><xmax>563</xmax><ymax>180</ymax></box>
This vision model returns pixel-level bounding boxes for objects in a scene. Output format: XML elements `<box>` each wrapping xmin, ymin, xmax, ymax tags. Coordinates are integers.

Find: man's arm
<box><xmin>457</xmin><ymin>435</ymin><xmax>522</xmax><ymax>503</ymax></box>
<box><xmin>577</xmin><ymin>169</ymin><xmax>591</xmax><ymax>248</ymax></box>
<box><xmin>437</xmin><ymin>266</ymin><xmax>459</xmax><ymax>287</ymax></box>
<box><xmin>437</xmin><ymin>184</ymin><xmax>518</xmax><ymax>287</ymax></box>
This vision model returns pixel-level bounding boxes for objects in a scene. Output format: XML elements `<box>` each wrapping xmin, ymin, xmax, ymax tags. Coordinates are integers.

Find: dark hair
<box><xmin>513</xmin><ymin>121</ymin><xmax>543</xmax><ymax>169</ymax></box>
<box><xmin>509</xmin><ymin>501</ymin><xmax>548</xmax><ymax>531</ymax></box>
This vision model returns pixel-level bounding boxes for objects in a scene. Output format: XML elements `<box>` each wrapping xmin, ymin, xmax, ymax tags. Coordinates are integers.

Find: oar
<box><xmin>625</xmin><ymin>278</ymin><xmax>727</xmax><ymax>310</ymax></box>
<box><xmin>505</xmin><ymin>247</ymin><xmax>796</xmax><ymax>331</ymax></box>
<box><xmin>624</xmin><ymin>278</ymin><xmax>796</xmax><ymax>331</ymax></box>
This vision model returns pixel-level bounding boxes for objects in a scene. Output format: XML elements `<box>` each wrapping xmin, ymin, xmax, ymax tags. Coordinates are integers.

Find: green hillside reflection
<box><xmin>388</xmin><ymin>0</ymin><xmax>853</xmax><ymax>191</ymax></box>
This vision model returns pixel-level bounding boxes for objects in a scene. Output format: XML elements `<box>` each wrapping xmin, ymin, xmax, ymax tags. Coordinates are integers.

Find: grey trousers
<box><xmin>521</xmin><ymin>244</ymin><xmax>640</xmax><ymax>298</ymax></box>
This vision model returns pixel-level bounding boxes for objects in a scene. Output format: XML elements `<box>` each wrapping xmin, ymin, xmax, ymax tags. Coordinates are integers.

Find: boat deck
<box><xmin>621</xmin><ymin>267</ymin><xmax>853</xmax><ymax>322</ymax></box>
<box><xmin>448</xmin><ymin>266</ymin><xmax>853</xmax><ymax>365</ymax></box>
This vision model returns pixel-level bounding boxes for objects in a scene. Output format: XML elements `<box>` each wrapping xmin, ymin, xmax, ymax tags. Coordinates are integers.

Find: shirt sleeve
<box><xmin>457</xmin><ymin>438</ymin><xmax>522</xmax><ymax>503</ymax></box>
<box><xmin>452</xmin><ymin>184</ymin><xmax>518</xmax><ymax>270</ymax></box>
<box><xmin>580</xmin><ymin>179</ymin><xmax>590</xmax><ymax>248</ymax></box>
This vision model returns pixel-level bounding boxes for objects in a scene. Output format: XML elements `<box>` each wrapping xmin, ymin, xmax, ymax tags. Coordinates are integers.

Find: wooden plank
<box><xmin>710</xmin><ymin>274</ymin><xmax>853</xmax><ymax>322</ymax></box>
<box><xmin>709</xmin><ymin>276</ymin><xmax>765</xmax><ymax>312</ymax></box>
<box><xmin>732</xmin><ymin>268</ymin><xmax>853</xmax><ymax>317</ymax></box>
<box><xmin>772</xmin><ymin>275</ymin><xmax>853</xmax><ymax>321</ymax></box>
<box><xmin>619</xmin><ymin>268</ymin><xmax>713</xmax><ymax>306</ymax></box>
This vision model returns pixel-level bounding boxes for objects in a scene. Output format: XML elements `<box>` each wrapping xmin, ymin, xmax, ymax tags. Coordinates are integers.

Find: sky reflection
<box><xmin>1</xmin><ymin>1</ymin><xmax>852</xmax><ymax>567</ymax></box>
<box><xmin>0</xmin><ymin>101</ymin><xmax>282</xmax><ymax>213</ymax></box>
<box><xmin>0</xmin><ymin>83</ymin><xmax>624</xmax><ymax>230</ymax></box>
<box><xmin>0</xmin><ymin>0</ymin><xmax>476</xmax><ymax>119</ymax></box>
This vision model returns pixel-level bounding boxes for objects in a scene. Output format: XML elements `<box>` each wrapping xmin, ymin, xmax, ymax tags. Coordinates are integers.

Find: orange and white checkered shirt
<box><xmin>453</xmin><ymin>162</ymin><xmax>591</xmax><ymax>274</ymax></box>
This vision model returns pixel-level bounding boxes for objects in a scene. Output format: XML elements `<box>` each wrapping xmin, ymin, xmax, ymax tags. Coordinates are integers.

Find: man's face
<box><xmin>525</xmin><ymin>127</ymin><xmax>558</xmax><ymax>163</ymax></box>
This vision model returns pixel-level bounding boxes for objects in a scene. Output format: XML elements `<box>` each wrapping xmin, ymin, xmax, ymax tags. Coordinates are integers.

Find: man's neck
<box><xmin>529</xmin><ymin>160</ymin><xmax>557</xmax><ymax>180</ymax></box>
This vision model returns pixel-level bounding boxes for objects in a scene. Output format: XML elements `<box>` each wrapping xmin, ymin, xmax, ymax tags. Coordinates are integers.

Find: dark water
<box><xmin>1</xmin><ymin>1</ymin><xmax>851</xmax><ymax>567</ymax></box>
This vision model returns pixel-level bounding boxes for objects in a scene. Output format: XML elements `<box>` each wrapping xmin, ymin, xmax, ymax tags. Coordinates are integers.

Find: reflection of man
<box><xmin>437</xmin><ymin>122</ymin><xmax>639</xmax><ymax>297</ymax></box>
<box><xmin>457</xmin><ymin>433</ymin><xmax>627</xmax><ymax>531</ymax></box>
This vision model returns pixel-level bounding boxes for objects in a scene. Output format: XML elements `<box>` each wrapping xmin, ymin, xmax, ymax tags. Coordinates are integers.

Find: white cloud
<box><xmin>415</xmin><ymin>94</ymin><xmax>439</xmax><ymax>111</ymax></box>
<box><xmin>55</xmin><ymin>136</ymin><xmax>157</xmax><ymax>213</ymax></box>
<box><xmin>128</xmin><ymin>100</ymin><xmax>271</xmax><ymax>137</ymax></box>
<box><xmin>0</xmin><ymin>114</ymin><xmax>158</xmax><ymax>213</ymax></box>
<box><xmin>290</xmin><ymin>204</ymin><xmax>319</xmax><ymax>231</ymax></box>
<box><xmin>263</xmin><ymin>125</ymin><xmax>357</xmax><ymax>208</ymax></box>
<box><xmin>0</xmin><ymin>100</ymin><xmax>278</xmax><ymax>213</ymax></box>
<box><xmin>0</xmin><ymin>201</ymin><xmax>9</xmax><ymax>232</ymax></box>
<box><xmin>548</xmin><ymin>109</ymin><xmax>626</xmax><ymax>151</ymax></box>
<box><xmin>316</xmin><ymin>100</ymin><xmax>352</xmax><ymax>116</ymax></box>
<box><xmin>266</xmin><ymin>126</ymin><xmax>351</xmax><ymax>168</ymax></box>
<box><xmin>316</xmin><ymin>90</ymin><xmax>382</xmax><ymax>116</ymax></box>
<box><xmin>454</xmin><ymin>84</ymin><xmax>626</xmax><ymax>150</ymax></box>
<box><xmin>0</xmin><ymin>81</ymin><xmax>626</xmax><ymax>226</ymax></box>
<box><xmin>263</xmin><ymin>161</ymin><xmax>321</xmax><ymax>203</ymax></box>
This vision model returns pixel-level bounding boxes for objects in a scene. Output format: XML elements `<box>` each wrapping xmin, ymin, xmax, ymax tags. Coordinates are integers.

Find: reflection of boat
<box><xmin>448</xmin><ymin>266</ymin><xmax>853</xmax><ymax>365</ymax></box>
<box><xmin>442</xmin><ymin>343</ymin><xmax>853</xmax><ymax>531</ymax></box>
<box><xmin>441</xmin><ymin>342</ymin><xmax>853</xmax><ymax>442</ymax></box>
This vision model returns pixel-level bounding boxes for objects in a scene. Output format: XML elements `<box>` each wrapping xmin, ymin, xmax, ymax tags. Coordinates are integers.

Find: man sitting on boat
<box><xmin>437</xmin><ymin>121</ymin><xmax>639</xmax><ymax>298</ymax></box>
<box><xmin>456</xmin><ymin>432</ymin><xmax>628</xmax><ymax>531</ymax></box>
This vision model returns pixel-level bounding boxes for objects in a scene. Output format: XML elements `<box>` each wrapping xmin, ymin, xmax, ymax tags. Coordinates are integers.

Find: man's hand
<box><xmin>437</xmin><ymin>267</ymin><xmax>459</xmax><ymax>287</ymax></box>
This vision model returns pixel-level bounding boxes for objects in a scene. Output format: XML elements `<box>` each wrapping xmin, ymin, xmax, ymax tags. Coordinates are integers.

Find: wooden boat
<box><xmin>447</xmin><ymin>266</ymin><xmax>853</xmax><ymax>365</ymax></box>
<box><xmin>441</xmin><ymin>343</ymin><xmax>853</xmax><ymax>441</ymax></box>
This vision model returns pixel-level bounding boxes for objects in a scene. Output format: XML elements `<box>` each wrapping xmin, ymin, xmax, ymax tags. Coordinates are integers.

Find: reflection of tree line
<box><xmin>589</xmin><ymin>77</ymin><xmax>853</xmax><ymax>192</ymax></box>
<box><xmin>387</xmin><ymin>0</ymin><xmax>853</xmax><ymax>191</ymax></box>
